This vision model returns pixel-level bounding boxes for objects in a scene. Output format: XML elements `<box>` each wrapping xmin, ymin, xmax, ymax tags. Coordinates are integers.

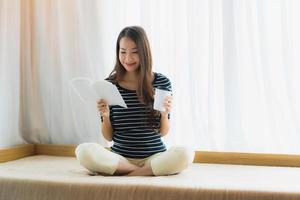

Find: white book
<box><xmin>69</xmin><ymin>77</ymin><xmax>127</xmax><ymax>108</ymax></box>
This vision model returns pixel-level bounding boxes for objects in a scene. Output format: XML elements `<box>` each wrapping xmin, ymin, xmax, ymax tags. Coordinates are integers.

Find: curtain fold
<box><xmin>1</xmin><ymin>0</ymin><xmax>300</xmax><ymax>154</ymax></box>
<box><xmin>0</xmin><ymin>0</ymin><xmax>23</xmax><ymax>147</ymax></box>
<box><xmin>19</xmin><ymin>0</ymin><xmax>49</xmax><ymax>144</ymax></box>
<box><xmin>19</xmin><ymin>0</ymin><xmax>106</xmax><ymax>145</ymax></box>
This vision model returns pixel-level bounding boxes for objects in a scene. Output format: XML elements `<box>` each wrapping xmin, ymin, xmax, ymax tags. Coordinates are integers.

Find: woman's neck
<box><xmin>123</xmin><ymin>71</ymin><xmax>138</xmax><ymax>82</ymax></box>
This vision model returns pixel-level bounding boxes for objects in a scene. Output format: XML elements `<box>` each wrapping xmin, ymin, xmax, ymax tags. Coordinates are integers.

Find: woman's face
<box><xmin>119</xmin><ymin>37</ymin><xmax>140</xmax><ymax>73</ymax></box>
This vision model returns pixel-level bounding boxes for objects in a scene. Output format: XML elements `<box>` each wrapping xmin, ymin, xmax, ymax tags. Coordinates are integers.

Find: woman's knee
<box><xmin>75</xmin><ymin>142</ymin><xmax>97</xmax><ymax>161</ymax></box>
<box><xmin>169</xmin><ymin>146</ymin><xmax>193</xmax><ymax>168</ymax></box>
<box><xmin>75</xmin><ymin>142</ymin><xmax>120</xmax><ymax>175</ymax></box>
<box><xmin>151</xmin><ymin>146</ymin><xmax>194</xmax><ymax>176</ymax></box>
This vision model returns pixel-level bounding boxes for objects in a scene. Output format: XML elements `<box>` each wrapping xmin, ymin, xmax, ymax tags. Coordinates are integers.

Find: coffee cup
<box><xmin>153</xmin><ymin>88</ymin><xmax>172</xmax><ymax>112</ymax></box>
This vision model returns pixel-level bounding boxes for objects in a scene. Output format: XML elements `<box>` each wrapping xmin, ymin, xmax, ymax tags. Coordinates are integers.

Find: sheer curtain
<box><xmin>1</xmin><ymin>0</ymin><xmax>300</xmax><ymax>154</ymax></box>
<box><xmin>0</xmin><ymin>0</ymin><xmax>23</xmax><ymax>147</ymax></box>
<box><xmin>19</xmin><ymin>0</ymin><xmax>107</xmax><ymax>145</ymax></box>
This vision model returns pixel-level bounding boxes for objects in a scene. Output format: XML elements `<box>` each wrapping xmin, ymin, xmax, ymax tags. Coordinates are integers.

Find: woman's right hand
<box><xmin>97</xmin><ymin>99</ymin><xmax>110</xmax><ymax>119</ymax></box>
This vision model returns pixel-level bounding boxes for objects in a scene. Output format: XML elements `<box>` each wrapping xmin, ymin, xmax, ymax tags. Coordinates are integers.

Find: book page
<box><xmin>92</xmin><ymin>80</ymin><xmax>127</xmax><ymax>108</ymax></box>
<box><xmin>69</xmin><ymin>77</ymin><xmax>98</xmax><ymax>102</ymax></box>
<box><xmin>70</xmin><ymin>77</ymin><xmax>127</xmax><ymax>108</ymax></box>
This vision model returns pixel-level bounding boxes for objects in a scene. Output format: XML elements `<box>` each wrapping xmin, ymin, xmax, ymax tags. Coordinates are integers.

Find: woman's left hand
<box><xmin>161</xmin><ymin>96</ymin><xmax>173</xmax><ymax>117</ymax></box>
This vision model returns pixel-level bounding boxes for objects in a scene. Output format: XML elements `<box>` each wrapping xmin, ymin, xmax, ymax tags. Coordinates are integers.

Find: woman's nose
<box><xmin>125</xmin><ymin>54</ymin><xmax>133</xmax><ymax>62</ymax></box>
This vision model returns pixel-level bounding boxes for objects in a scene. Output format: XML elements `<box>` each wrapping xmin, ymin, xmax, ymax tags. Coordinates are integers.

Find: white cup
<box><xmin>153</xmin><ymin>88</ymin><xmax>172</xmax><ymax>112</ymax></box>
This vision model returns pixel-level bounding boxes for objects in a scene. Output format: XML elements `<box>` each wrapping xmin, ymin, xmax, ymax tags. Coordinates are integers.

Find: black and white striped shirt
<box><xmin>107</xmin><ymin>72</ymin><xmax>172</xmax><ymax>158</ymax></box>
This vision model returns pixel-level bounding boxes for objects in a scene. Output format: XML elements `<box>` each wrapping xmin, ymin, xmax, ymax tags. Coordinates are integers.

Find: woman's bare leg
<box><xmin>113</xmin><ymin>159</ymin><xmax>140</xmax><ymax>175</ymax></box>
<box><xmin>126</xmin><ymin>164</ymin><xmax>154</xmax><ymax>176</ymax></box>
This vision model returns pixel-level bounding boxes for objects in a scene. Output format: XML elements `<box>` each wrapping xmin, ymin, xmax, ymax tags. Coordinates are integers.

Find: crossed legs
<box><xmin>75</xmin><ymin>143</ymin><xmax>192</xmax><ymax>176</ymax></box>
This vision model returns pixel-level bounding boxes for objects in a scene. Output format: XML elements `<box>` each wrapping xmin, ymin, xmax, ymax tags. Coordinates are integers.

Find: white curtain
<box><xmin>0</xmin><ymin>0</ymin><xmax>23</xmax><ymax>147</ymax></box>
<box><xmin>1</xmin><ymin>0</ymin><xmax>300</xmax><ymax>154</ymax></box>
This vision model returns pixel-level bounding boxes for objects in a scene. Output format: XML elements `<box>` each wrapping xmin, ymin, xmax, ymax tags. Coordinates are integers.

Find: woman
<box><xmin>75</xmin><ymin>26</ymin><xmax>192</xmax><ymax>176</ymax></box>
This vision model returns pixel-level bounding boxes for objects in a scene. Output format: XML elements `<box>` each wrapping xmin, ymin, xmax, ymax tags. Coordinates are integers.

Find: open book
<box><xmin>69</xmin><ymin>77</ymin><xmax>127</xmax><ymax>108</ymax></box>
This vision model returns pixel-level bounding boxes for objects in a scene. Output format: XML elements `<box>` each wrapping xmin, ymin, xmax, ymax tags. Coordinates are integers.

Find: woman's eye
<box><xmin>120</xmin><ymin>52</ymin><xmax>126</xmax><ymax>54</ymax></box>
<box><xmin>132</xmin><ymin>51</ymin><xmax>138</xmax><ymax>54</ymax></box>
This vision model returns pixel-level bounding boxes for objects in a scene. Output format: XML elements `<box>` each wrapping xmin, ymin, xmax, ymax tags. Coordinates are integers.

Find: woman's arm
<box><xmin>160</xmin><ymin>113</ymin><xmax>170</xmax><ymax>136</ymax></box>
<box><xmin>159</xmin><ymin>96</ymin><xmax>172</xmax><ymax>136</ymax></box>
<box><xmin>97</xmin><ymin>99</ymin><xmax>113</xmax><ymax>141</ymax></box>
<box><xmin>101</xmin><ymin>116</ymin><xmax>113</xmax><ymax>141</ymax></box>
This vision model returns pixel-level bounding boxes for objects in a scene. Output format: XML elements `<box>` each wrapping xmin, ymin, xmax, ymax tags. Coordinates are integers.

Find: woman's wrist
<box><xmin>101</xmin><ymin>115</ymin><xmax>110</xmax><ymax>123</ymax></box>
<box><xmin>160</xmin><ymin>112</ymin><xmax>169</xmax><ymax>119</ymax></box>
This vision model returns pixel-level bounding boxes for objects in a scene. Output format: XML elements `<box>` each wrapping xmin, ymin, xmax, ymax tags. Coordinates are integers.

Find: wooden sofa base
<box><xmin>1</xmin><ymin>144</ymin><xmax>300</xmax><ymax>167</ymax></box>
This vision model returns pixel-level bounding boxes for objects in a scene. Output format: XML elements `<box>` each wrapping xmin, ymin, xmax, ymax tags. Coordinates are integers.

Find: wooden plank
<box><xmin>35</xmin><ymin>144</ymin><xmax>77</xmax><ymax>157</ymax></box>
<box><xmin>34</xmin><ymin>145</ymin><xmax>300</xmax><ymax>167</ymax></box>
<box><xmin>0</xmin><ymin>144</ymin><xmax>35</xmax><ymax>163</ymax></box>
<box><xmin>194</xmin><ymin>151</ymin><xmax>300</xmax><ymax>167</ymax></box>
<box><xmin>2</xmin><ymin>144</ymin><xmax>300</xmax><ymax>167</ymax></box>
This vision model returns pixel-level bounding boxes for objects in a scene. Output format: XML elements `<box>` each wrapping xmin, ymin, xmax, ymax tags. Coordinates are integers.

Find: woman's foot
<box><xmin>113</xmin><ymin>159</ymin><xmax>139</xmax><ymax>175</ymax></box>
<box><xmin>127</xmin><ymin>164</ymin><xmax>154</xmax><ymax>176</ymax></box>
